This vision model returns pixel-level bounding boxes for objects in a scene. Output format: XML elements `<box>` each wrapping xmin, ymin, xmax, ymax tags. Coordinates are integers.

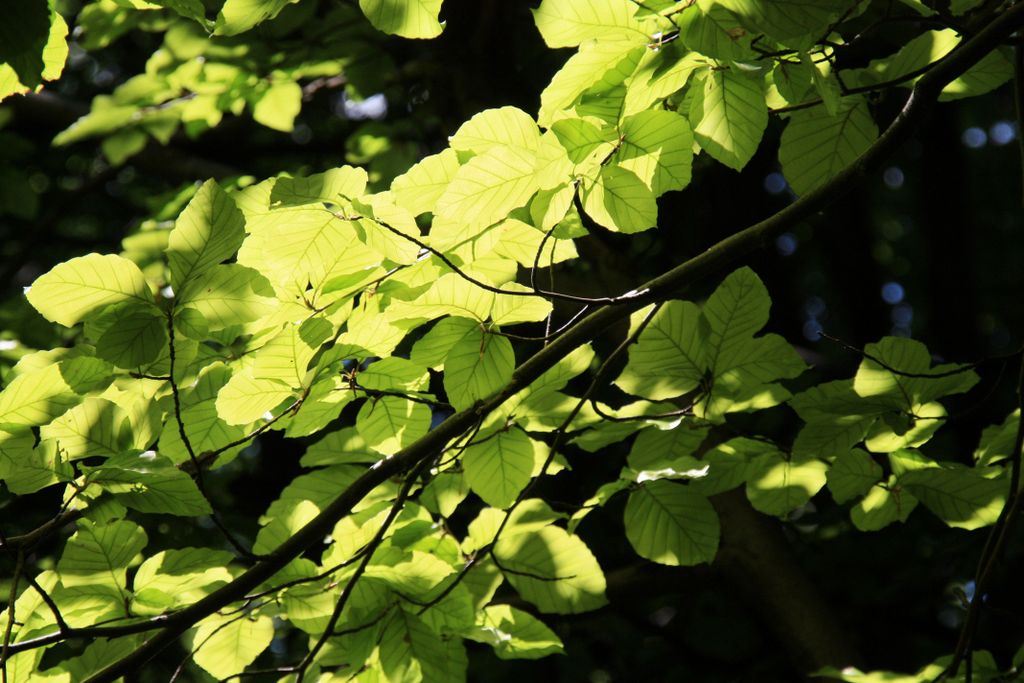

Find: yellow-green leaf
<box><xmin>779</xmin><ymin>98</ymin><xmax>878</xmax><ymax>195</ymax></box>
<box><xmin>582</xmin><ymin>165</ymin><xmax>657</xmax><ymax>233</ymax></box>
<box><xmin>358</xmin><ymin>0</ymin><xmax>445</xmax><ymax>39</ymax></box>
<box><xmin>215</xmin><ymin>368</ymin><xmax>294</xmax><ymax>425</ymax></box>
<box><xmin>167</xmin><ymin>179</ymin><xmax>246</xmax><ymax>289</ymax></box>
<box><xmin>435</xmin><ymin>145</ymin><xmax>540</xmax><ymax>231</ymax></box>
<box><xmin>494</xmin><ymin>526</ymin><xmax>607</xmax><ymax>614</ymax></box>
<box><xmin>27</xmin><ymin>253</ymin><xmax>152</xmax><ymax>327</ymax></box>
<box><xmin>462</xmin><ymin>429</ymin><xmax>535</xmax><ymax>509</ymax></box>
<box><xmin>690</xmin><ymin>69</ymin><xmax>767</xmax><ymax>171</ymax></box>
<box><xmin>624</xmin><ymin>481</ymin><xmax>719</xmax><ymax>566</ymax></box>
<box><xmin>193</xmin><ymin>613</ymin><xmax>274</xmax><ymax>678</ymax></box>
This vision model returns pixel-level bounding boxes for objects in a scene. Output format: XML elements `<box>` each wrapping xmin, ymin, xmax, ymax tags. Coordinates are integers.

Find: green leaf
<box><xmin>356</xmin><ymin>395</ymin><xmax>431</xmax><ymax>455</ymax></box>
<box><xmin>551</xmin><ymin>118</ymin><xmax>616</xmax><ymax>165</ymax></box>
<box><xmin>83</xmin><ymin>452</ymin><xmax>212</xmax><ymax>516</ymax></box>
<box><xmin>271</xmin><ymin>166</ymin><xmax>369</xmax><ymax>207</ymax></box>
<box><xmin>258</xmin><ymin>208</ymin><xmax>366</xmax><ymax>289</ymax></box>
<box><xmin>899</xmin><ymin>465</ymin><xmax>1006</xmax><ymax>530</ymax></box>
<box><xmin>152</xmin><ymin>0</ymin><xmax>209</xmax><ymax>24</ymax></box>
<box><xmin>469</xmin><ymin>605</ymin><xmax>564</xmax><ymax>659</ymax></box>
<box><xmin>827</xmin><ymin>449</ymin><xmax>883</xmax><ymax>504</ymax></box>
<box><xmin>626</xmin><ymin>424</ymin><xmax>709</xmax><ymax>473</ymax></box>
<box><xmin>359</xmin><ymin>0</ymin><xmax>444</xmax><ymax>39</ymax></box>
<box><xmin>166</xmin><ymin>179</ymin><xmax>245</xmax><ymax>290</ymax></box>
<box><xmin>215</xmin><ymin>0</ymin><xmax>300</xmax><ymax>35</ymax></box>
<box><xmin>623</xmin><ymin>43</ymin><xmax>703</xmax><ymax>117</ymax></box>
<box><xmin>27</xmin><ymin>253</ymin><xmax>152</xmax><ymax>327</ymax></box>
<box><xmin>391</xmin><ymin>148</ymin><xmax>461</xmax><ymax>216</ymax></box>
<box><xmin>702</xmin><ymin>266</ymin><xmax>769</xmax><ymax>370</ymax></box>
<box><xmin>59</xmin><ymin>634</ymin><xmax>146</xmax><ymax>680</ymax></box>
<box><xmin>974</xmin><ymin>409</ymin><xmax>1018</xmax><ymax>467</ymax></box>
<box><xmin>0</xmin><ymin>430</ymin><xmax>73</xmax><ymax>495</ymax></box>
<box><xmin>532</xmin><ymin>0</ymin><xmax>649</xmax><ymax>47</ymax></box>
<box><xmin>779</xmin><ymin>98</ymin><xmax>878</xmax><ymax>196</ymax></box>
<box><xmin>491</xmin><ymin>284</ymin><xmax>556</xmax><ymax>326</ymax></box>
<box><xmin>421</xmin><ymin>470</ymin><xmax>471</xmax><ymax>517</ymax></box>
<box><xmin>790</xmin><ymin>380</ymin><xmax>887</xmax><ymax>458</ymax></box>
<box><xmin>538</xmin><ymin>38</ymin><xmax>645</xmax><ymax>126</ymax></box>
<box><xmin>690</xmin><ymin>69</ymin><xmax>767</xmax><ymax>171</ymax></box>
<box><xmin>0</xmin><ymin>428</ymin><xmax>36</xmax><ymax>480</ymax></box>
<box><xmin>612</xmin><ymin>109</ymin><xmax>694</xmax><ymax>196</ymax></box>
<box><xmin>582</xmin><ymin>165</ymin><xmax>658</xmax><ymax>233</ymax></box>
<box><xmin>462</xmin><ymin>428</ymin><xmax>535</xmax><ymax>509</ymax></box>
<box><xmin>252</xmin><ymin>80</ymin><xmax>302</xmax><ymax>132</ymax></box>
<box><xmin>689</xmin><ymin>437</ymin><xmax>759</xmax><ymax>496</ymax></box>
<box><xmin>0</xmin><ymin>1</ymin><xmax>68</xmax><ymax>101</ymax></box>
<box><xmin>133</xmin><ymin>548</ymin><xmax>235</xmax><ymax>612</ymax></box>
<box><xmin>193</xmin><ymin>613</ymin><xmax>274</xmax><ymax>678</ymax></box>
<box><xmin>676</xmin><ymin>3</ymin><xmax>756</xmax><ymax>61</ymax></box>
<box><xmin>853</xmin><ymin>337</ymin><xmax>979</xmax><ymax>407</ymax></box>
<box><xmin>435</xmin><ymin>145</ymin><xmax>540</xmax><ymax>231</ymax></box>
<box><xmin>450</xmin><ymin>106</ymin><xmax>540</xmax><ymax>153</ymax></box>
<box><xmin>443</xmin><ymin>329</ymin><xmax>515</xmax><ymax>411</ymax></box>
<box><xmin>358</xmin><ymin>357</ymin><xmax>429</xmax><ymax>392</ymax></box>
<box><xmin>379</xmin><ymin>610</ymin><xmax>467</xmax><ymax>683</ymax></box>
<box><xmin>490</xmin><ymin>219</ymin><xmax>577</xmax><ymax>269</ymax></box>
<box><xmin>624</xmin><ymin>480</ymin><xmax>719</xmax><ymax>566</ymax></box>
<box><xmin>386</xmin><ymin>274</ymin><xmax>494</xmax><ymax>324</ymax></box>
<box><xmin>712</xmin><ymin>0</ymin><xmax>848</xmax><ymax>45</ymax></box>
<box><xmin>615</xmin><ymin>301</ymin><xmax>704</xmax><ymax>400</ymax></box>
<box><xmin>745</xmin><ymin>451</ymin><xmax>827</xmax><ymax>517</ymax></box>
<box><xmin>850</xmin><ymin>484</ymin><xmax>917</xmax><ymax>532</ymax></box>
<box><xmin>39</xmin><ymin>397</ymin><xmax>130</xmax><ymax>460</ymax></box>
<box><xmin>410</xmin><ymin>316</ymin><xmax>479</xmax><ymax>369</ymax></box>
<box><xmin>365</xmin><ymin>549</ymin><xmax>457</xmax><ymax>598</ymax></box>
<box><xmin>179</xmin><ymin>264</ymin><xmax>276</xmax><ymax>331</ymax></box>
<box><xmin>252</xmin><ymin>321</ymin><xmax>326</xmax><ymax>387</ymax></box>
<box><xmin>215</xmin><ymin>368</ymin><xmax>294</xmax><ymax>425</ymax></box>
<box><xmin>95</xmin><ymin>305</ymin><xmax>167</xmax><ymax>368</ymax></box>
<box><xmin>0</xmin><ymin>362</ymin><xmax>85</xmax><ymax>429</ymax></box>
<box><xmin>57</xmin><ymin>519</ymin><xmax>147</xmax><ymax>594</ymax></box>
<box><xmin>0</xmin><ymin>1</ymin><xmax>49</xmax><ymax>85</ymax></box>
<box><xmin>49</xmin><ymin>582</ymin><xmax>123</xmax><ymax>629</ymax></box>
<box><xmin>494</xmin><ymin>525</ymin><xmax>606</xmax><ymax>614</ymax></box>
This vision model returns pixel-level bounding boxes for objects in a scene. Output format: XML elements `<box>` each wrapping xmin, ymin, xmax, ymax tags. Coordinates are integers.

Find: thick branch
<box><xmin>70</xmin><ymin>5</ymin><xmax>1024</xmax><ymax>680</ymax></box>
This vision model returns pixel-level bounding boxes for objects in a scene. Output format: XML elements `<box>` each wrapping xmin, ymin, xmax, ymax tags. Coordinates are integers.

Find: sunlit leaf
<box><xmin>359</xmin><ymin>0</ymin><xmax>445</xmax><ymax>39</ymax></box>
<box><xmin>167</xmin><ymin>180</ymin><xmax>245</xmax><ymax>289</ymax></box>
<box><xmin>193</xmin><ymin>612</ymin><xmax>274</xmax><ymax>678</ymax></box>
<box><xmin>27</xmin><ymin>254</ymin><xmax>152</xmax><ymax>328</ymax></box>
<box><xmin>435</xmin><ymin>145</ymin><xmax>540</xmax><ymax>231</ymax></box>
<box><xmin>690</xmin><ymin>69</ymin><xmax>767</xmax><ymax>171</ymax></box>
<box><xmin>532</xmin><ymin>0</ymin><xmax>649</xmax><ymax>47</ymax></box>
<box><xmin>356</xmin><ymin>395</ymin><xmax>431</xmax><ymax>455</ymax></box>
<box><xmin>779</xmin><ymin>98</ymin><xmax>878</xmax><ymax>195</ymax></box>
<box><xmin>468</xmin><ymin>605</ymin><xmax>564</xmax><ymax>659</ymax></box>
<box><xmin>443</xmin><ymin>329</ymin><xmax>515</xmax><ymax>411</ymax></box>
<box><xmin>624</xmin><ymin>480</ymin><xmax>719</xmax><ymax>566</ymax></box>
<box><xmin>494</xmin><ymin>526</ymin><xmax>607</xmax><ymax>614</ymax></box>
<box><xmin>462</xmin><ymin>428</ymin><xmax>535</xmax><ymax>509</ymax></box>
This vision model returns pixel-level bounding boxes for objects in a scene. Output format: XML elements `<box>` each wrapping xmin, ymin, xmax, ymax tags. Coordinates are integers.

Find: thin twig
<box><xmin>292</xmin><ymin>456</ymin><xmax>434</xmax><ymax>682</ymax></box>
<box><xmin>939</xmin><ymin>356</ymin><xmax>1024</xmax><ymax>681</ymax></box>
<box><xmin>165</xmin><ymin>311</ymin><xmax>260</xmax><ymax>561</ymax></box>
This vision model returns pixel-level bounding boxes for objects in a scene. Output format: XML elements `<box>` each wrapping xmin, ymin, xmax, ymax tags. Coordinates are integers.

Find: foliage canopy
<box><xmin>1</xmin><ymin>0</ymin><xmax>1024</xmax><ymax>681</ymax></box>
